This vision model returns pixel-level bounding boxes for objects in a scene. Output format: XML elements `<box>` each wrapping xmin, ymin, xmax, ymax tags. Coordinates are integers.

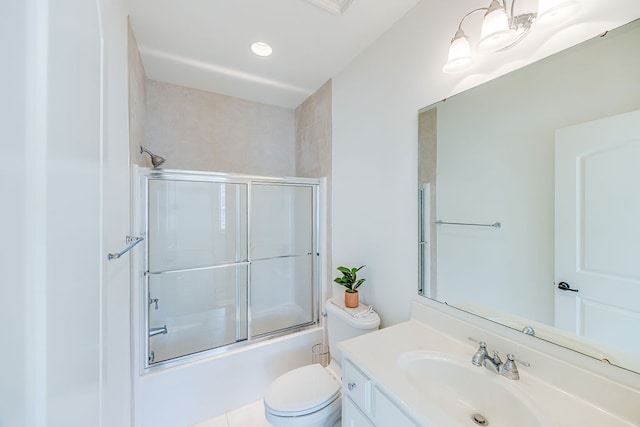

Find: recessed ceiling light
<box><xmin>250</xmin><ymin>42</ymin><xmax>273</xmax><ymax>57</ymax></box>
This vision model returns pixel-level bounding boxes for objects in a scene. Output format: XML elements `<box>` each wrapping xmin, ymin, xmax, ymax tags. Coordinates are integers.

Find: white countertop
<box><xmin>339</xmin><ymin>318</ymin><xmax>639</xmax><ymax>427</ymax></box>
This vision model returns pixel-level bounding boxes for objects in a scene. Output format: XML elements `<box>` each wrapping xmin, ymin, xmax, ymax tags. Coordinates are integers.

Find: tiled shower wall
<box><xmin>144</xmin><ymin>80</ymin><xmax>296</xmax><ymax>176</ymax></box>
<box><xmin>295</xmin><ymin>79</ymin><xmax>332</xmax><ymax>300</ymax></box>
<box><xmin>128</xmin><ymin>20</ymin><xmax>148</xmax><ymax>167</ymax></box>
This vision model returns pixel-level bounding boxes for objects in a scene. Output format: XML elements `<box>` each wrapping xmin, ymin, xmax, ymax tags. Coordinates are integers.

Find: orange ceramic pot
<box><xmin>345</xmin><ymin>291</ymin><xmax>359</xmax><ymax>308</ymax></box>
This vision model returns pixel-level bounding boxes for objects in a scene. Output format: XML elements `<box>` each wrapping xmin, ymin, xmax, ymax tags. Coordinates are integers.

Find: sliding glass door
<box><xmin>146</xmin><ymin>179</ymin><xmax>248</xmax><ymax>364</ymax></box>
<box><xmin>250</xmin><ymin>184</ymin><xmax>315</xmax><ymax>337</ymax></box>
<box><xmin>140</xmin><ymin>171</ymin><xmax>319</xmax><ymax>367</ymax></box>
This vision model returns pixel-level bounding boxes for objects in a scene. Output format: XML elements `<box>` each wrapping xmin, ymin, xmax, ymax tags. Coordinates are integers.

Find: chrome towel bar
<box><xmin>149</xmin><ymin>325</ymin><xmax>168</xmax><ymax>337</ymax></box>
<box><xmin>436</xmin><ymin>220</ymin><xmax>501</xmax><ymax>228</ymax></box>
<box><xmin>107</xmin><ymin>236</ymin><xmax>144</xmax><ymax>260</ymax></box>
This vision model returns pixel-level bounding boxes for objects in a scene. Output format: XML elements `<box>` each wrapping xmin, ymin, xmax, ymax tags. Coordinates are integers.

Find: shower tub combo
<box><xmin>132</xmin><ymin>167</ymin><xmax>325</xmax><ymax>427</ymax></box>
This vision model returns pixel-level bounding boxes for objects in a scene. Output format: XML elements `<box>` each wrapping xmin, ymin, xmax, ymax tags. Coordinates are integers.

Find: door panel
<box><xmin>555</xmin><ymin>109</ymin><xmax>640</xmax><ymax>365</ymax></box>
<box><xmin>581</xmin><ymin>300</ymin><xmax>640</xmax><ymax>351</ymax></box>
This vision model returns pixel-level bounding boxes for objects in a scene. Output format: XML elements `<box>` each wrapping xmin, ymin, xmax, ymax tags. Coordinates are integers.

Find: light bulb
<box><xmin>478</xmin><ymin>0</ymin><xmax>515</xmax><ymax>52</ymax></box>
<box><xmin>443</xmin><ymin>29</ymin><xmax>473</xmax><ymax>73</ymax></box>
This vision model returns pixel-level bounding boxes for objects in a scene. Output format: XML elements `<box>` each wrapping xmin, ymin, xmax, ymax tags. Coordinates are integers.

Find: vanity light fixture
<box><xmin>251</xmin><ymin>41</ymin><xmax>273</xmax><ymax>57</ymax></box>
<box><xmin>443</xmin><ymin>0</ymin><xmax>580</xmax><ymax>73</ymax></box>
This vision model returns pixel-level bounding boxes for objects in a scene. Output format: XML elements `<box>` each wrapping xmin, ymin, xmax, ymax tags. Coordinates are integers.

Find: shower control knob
<box><xmin>347</xmin><ymin>382</ymin><xmax>357</xmax><ymax>391</ymax></box>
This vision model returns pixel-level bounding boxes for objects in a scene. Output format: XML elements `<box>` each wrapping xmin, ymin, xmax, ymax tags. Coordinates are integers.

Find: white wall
<box><xmin>101</xmin><ymin>1</ymin><xmax>136</xmax><ymax>425</ymax></box>
<box><xmin>331</xmin><ymin>0</ymin><xmax>640</xmax><ymax>327</ymax></box>
<box><xmin>0</xmin><ymin>1</ymin><xmax>29</xmax><ymax>424</ymax></box>
<box><xmin>0</xmin><ymin>1</ymin><xmax>132</xmax><ymax>426</ymax></box>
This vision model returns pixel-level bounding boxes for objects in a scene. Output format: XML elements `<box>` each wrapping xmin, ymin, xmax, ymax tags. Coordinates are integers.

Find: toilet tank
<box><xmin>326</xmin><ymin>299</ymin><xmax>380</xmax><ymax>366</ymax></box>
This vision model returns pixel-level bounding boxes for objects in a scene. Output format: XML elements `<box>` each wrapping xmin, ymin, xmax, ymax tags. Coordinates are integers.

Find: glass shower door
<box><xmin>250</xmin><ymin>183</ymin><xmax>316</xmax><ymax>337</ymax></box>
<box><xmin>146</xmin><ymin>179</ymin><xmax>248</xmax><ymax>364</ymax></box>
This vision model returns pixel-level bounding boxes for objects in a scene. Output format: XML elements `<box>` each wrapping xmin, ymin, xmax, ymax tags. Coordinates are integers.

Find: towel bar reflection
<box><xmin>436</xmin><ymin>220</ymin><xmax>501</xmax><ymax>228</ymax></box>
<box><xmin>107</xmin><ymin>236</ymin><xmax>144</xmax><ymax>260</ymax></box>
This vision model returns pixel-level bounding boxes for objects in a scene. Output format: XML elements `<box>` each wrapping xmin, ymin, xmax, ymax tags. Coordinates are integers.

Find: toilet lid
<box><xmin>264</xmin><ymin>364</ymin><xmax>341</xmax><ymax>417</ymax></box>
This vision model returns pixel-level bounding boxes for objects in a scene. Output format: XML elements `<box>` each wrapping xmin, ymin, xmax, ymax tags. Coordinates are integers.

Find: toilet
<box><xmin>264</xmin><ymin>298</ymin><xmax>380</xmax><ymax>427</ymax></box>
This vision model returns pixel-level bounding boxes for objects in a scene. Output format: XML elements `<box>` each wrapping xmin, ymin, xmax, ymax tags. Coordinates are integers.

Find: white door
<box><xmin>1</xmin><ymin>1</ymin><xmax>131</xmax><ymax>426</ymax></box>
<box><xmin>555</xmin><ymin>110</ymin><xmax>640</xmax><ymax>360</ymax></box>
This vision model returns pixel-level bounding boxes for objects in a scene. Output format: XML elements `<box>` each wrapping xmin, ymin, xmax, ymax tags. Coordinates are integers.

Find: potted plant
<box><xmin>334</xmin><ymin>265</ymin><xmax>366</xmax><ymax>308</ymax></box>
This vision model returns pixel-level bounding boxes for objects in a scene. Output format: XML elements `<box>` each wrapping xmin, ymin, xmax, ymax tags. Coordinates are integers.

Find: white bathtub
<box><xmin>134</xmin><ymin>326</ymin><xmax>322</xmax><ymax>427</ymax></box>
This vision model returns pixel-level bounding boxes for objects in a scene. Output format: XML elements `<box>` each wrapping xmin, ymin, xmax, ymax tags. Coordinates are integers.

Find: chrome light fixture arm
<box><xmin>443</xmin><ymin>0</ymin><xmax>575</xmax><ymax>73</ymax></box>
<box><xmin>454</xmin><ymin>7</ymin><xmax>489</xmax><ymax>35</ymax></box>
<box><xmin>500</xmin><ymin>0</ymin><xmax>537</xmax><ymax>52</ymax></box>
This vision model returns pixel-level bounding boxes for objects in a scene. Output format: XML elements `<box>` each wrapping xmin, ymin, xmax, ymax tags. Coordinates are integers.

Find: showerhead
<box><xmin>140</xmin><ymin>146</ymin><xmax>166</xmax><ymax>168</ymax></box>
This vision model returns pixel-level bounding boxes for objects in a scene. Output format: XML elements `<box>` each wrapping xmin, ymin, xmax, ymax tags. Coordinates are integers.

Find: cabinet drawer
<box><xmin>342</xmin><ymin>360</ymin><xmax>372</xmax><ymax>413</ymax></box>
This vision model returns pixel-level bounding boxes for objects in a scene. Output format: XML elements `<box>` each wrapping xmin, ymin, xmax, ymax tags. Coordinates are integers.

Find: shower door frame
<box><xmin>133</xmin><ymin>167</ymin><xmax>322</xmax><ymax>372</ymax></box>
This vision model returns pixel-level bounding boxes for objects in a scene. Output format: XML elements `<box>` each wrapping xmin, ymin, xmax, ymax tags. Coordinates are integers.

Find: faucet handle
<box><xmin>507</xmin><ymin>353</ymin><xmax>530</xmax><ymax>367</ymax></box>
<box><xmin>501</xmin><ymin>353</ymin><xmax>520</xmax><ymax>380</ymax></box>
<box><xmin>471</xmin><ymin>341</ymin><xmax>489</xmax><ymax>366</ymax></box>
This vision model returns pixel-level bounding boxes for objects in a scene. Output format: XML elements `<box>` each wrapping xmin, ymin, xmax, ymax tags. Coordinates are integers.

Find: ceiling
<box><xmin>128</xmin><ymin>0</ymin><xmax>421</xmax><ymax>109</ymax></box>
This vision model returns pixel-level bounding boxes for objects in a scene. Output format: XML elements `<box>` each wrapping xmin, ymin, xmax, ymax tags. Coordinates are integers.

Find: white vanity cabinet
<box><xmin>343</xmin><ymin>397</ymin><xmax>375</xmax><ymax>427</ymax></box>
<box><xmin>342</xmin><ymin>360</ymin><xmax>418</xmax><ymax>427</ymax></box>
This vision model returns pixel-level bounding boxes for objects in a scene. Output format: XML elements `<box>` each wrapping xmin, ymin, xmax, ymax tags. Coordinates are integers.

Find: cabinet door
<box><xmin>343</xmin><ymin>397</ymin><xmax>375</xmax><ymax>427</ymax></box>
<box><xmin>373</xmin><ymin>387</ymin><xmax>418</xmax><ymax>427</ymax></box>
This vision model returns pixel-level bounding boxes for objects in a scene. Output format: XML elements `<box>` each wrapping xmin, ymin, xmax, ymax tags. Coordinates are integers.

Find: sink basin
<box><xmin>397</xmin><ymin>351</ymin><xmax>545</xmax><ymax>427</ymax></box>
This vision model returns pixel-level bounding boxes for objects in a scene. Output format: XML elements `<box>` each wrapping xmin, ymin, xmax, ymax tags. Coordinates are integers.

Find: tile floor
<box><xmin>192</xmin><ymin>400</ymin><xmax>273</xmax><ymax>427</ymax></box>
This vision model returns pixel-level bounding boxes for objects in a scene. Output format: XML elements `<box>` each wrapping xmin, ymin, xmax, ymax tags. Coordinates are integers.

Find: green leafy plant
<box><xmin>334</xmin><ymin>265</ymin><xmax>366</xmax><ymax>293</ymax></box>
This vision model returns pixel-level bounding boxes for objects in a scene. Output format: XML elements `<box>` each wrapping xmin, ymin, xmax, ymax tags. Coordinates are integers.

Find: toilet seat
<box><xmin>264</xmin><ymin>364</ymin><xmax>341</xmax><ymax>417</ymax></box>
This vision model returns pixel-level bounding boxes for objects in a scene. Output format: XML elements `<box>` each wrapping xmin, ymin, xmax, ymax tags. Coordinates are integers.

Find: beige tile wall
<box><xmin>144</xmin><ymin>80</ymin><xmax>296</xmax><ymax>176</ymax></box>
<box><xmin>128</xmin><ymin>20</ymin><xmax>149</xmax><ymax>167</ymax></box>
<box><xmin>295</xmin><ymin>79</ymin><xmax>332</xmax><ymax>179</ymax></box>
<box><xmin>295</xmin><ymin>80</ymin><xmax>333</xmax><ymax>298</ymax></box>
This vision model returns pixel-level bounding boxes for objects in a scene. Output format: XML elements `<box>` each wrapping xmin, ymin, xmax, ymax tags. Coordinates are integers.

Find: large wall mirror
<box><xmin>418</xmin><ymin>19</ymin><xmax>640</xmax><ymax>374</ymax></box>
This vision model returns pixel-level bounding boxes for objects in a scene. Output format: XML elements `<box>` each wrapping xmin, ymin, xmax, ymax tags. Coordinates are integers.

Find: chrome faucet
<box><xmin>471</xmin><ymin>341</ymin><xmax>523</xmax><ymax>380</ymax></box>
